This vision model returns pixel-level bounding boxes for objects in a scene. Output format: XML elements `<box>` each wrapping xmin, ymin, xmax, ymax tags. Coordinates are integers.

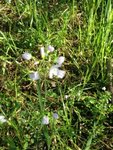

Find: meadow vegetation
<box><xmin>0</xmin><ymin>0</ymin><xmax>113</xmax><ymax>149</ymax></box>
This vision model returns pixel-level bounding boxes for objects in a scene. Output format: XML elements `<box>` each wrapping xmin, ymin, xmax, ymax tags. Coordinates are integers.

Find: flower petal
<box><xmin>40</xmin><ymin>47</ymin><xmax>46</xmax><ymax>58</ymax></box>
<box><xmin>53</xmin><ymin>113</ymin><xmax>59</xmax><ymax>119</ymax></box>
<box><xmin>29</xmin><ymin>72</ymin><xmax>40</xmax><ymax>80</ymax></box>
<box><xmin>22</xmin><ymin>52</ymin><xmax>32</xmax><ymax>60</ymax></box>
<box><xmin>47</xmin><ymin>45</ymin><xmax>54</xmax><ymax>52</ymax></box>
<box><xmin>56</xmin><ymin>56</ymin><xmax>65</xmax><ymax>67</ymax></box>
<box><xmin>49</xmin><ymin>65</ymin><xmax>59</xmax><ymax>79</ymax></box>
<box><xmin>0</xmin><ymin>115</ymin><xmax>7</xmax><ymax>123</ymax></box>
<box><xmin>42</xmin><ymin>116</ymin><xmax>49</xmax><ymax>125</ymax></box>
<box><xmin>57</xmin><ymin>69</ymin><xmax>66</xmax><ymax>79</ymax></box>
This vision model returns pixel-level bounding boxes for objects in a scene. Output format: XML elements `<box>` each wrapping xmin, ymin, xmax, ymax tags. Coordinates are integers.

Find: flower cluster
<box><xmin>49</xmin><ymin>56</ymin><xmax>65</xmax><ymax>79</ymax></box>
<box><xmin>22</xmin><ymin>45</ymin><xmax>66</xmax><ymax>80</ymax></box>
<box><xmin>21</xmin><ymin>46</ymin><xmax>64</xmax><ymax>126</ymax></box>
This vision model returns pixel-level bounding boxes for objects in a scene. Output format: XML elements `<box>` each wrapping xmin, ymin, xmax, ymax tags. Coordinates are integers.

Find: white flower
<box><xmin>49</xmin><ymin>65</ymin><xmax>66</xmax><ymax>79</ymax></box>
<box><xmin>47</xmin><ymin>45</ymin><xmax>54</xmax><ymax>52</ymax></box>
<box><xmin>29</xmin><ymin>71</ymin><xmax>40</xmax><ymax>80</ymax></box>
<box><xmin>53</xmin><ymin>113</ymin><xmax>59</xmax><ymax>119</ymax></box>
<box><xmin>34</xmin><ymin>61</ymin><xmax>39</xmax><ymax>65</ymax></box>
<box><xmin>56</xmin><ymin>56</ymin><xmax>65</xmax><ymax>67</ymax></box>
<box><xmin>102</xmin><ymin>87</ymin><xmax>106</xmax><ymax>91</ymax></box>
<box><xmin>0</xmin><ymin>115</ymin><xmax>7</xmax><ymax>123</ymax></box>
<box><xmin>42</xmin><ymin>116</ymin><xmax>49</xmax><ymax>125</ymax></box>
<box><xmin>56</xmin><ymin>69</ymin><xmax>66</xmax><ymax>79</ymax></box>
<box><xmin>65</xmin><ymin>95</ymin><xmax>69</xmax><ymax>99</ymax></box>
<box><xmin>49</xmin><ymin>65</ymin><xmax>59</xmax><ymax>79</ymax></box>
<box><xmin>22</xmin><ymin>52</ymin><xmax>32</xmax><ymax>60</ymax></box>
<box><xmin>40</xmin><ymin>47</ymin><xmax>46</xmax><ymax>58</ymax></box>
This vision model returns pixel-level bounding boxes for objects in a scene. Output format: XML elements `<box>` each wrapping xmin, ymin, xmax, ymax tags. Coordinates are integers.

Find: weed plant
<box><xmin>0</xmin><ymin>0</ymin><xmax>113</xmax><ymax>149</ymax></box>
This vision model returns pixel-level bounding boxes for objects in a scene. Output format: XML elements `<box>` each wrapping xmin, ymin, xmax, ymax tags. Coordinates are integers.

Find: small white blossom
<box><xmin>56</xmin><ymin>56</ymin><xmax>65</xmax><ymax>67</ymax></box>
<box><xmin>34</xmin><ymin>61</ymin><xmax>39</xmax><ymax>65</ymax></box>
<box><xmin>49</xmin><ymin>65</ymin><xmax>66</xmax><ymax>79</ymax></box>
<box><xmin>49</xmin><ymin>65</ymin><xmax>59</xmax><ymax>79</ymax></box>
<box><xmin>65</xmin><ymin>95</ymin><xmax>69</xmax><ymax>99</ymax></box>
<box><xmin>40</xmin><ymin>47</ymin><xmax>46</xmax><ymax>58</ymax></box>
<box><xmin>42</xmin><ymin>116</ymin><xmax>49</xmax><ymax>125</ymax></box>
<box><xmin>57</xmin><ymin>69</ymin><xmax>66</xmax><ymax>79</ymax></box>
<box><xmin>0</xmin><ymin>115</ymin><xmax>7</xmax><ymax>123</ymax></box>
<box><xmin>47</xmin><ymin>45</ymin><xmax>54</xmax><ymax>52</ymax></box>
<box><xmin>29</xmin><ymin>71</ymin><xmax>40</xmax><ymax>80</ymax></box>
<box><xmin>102</xmin><ymin>87</ymin><xmax>106</xmax><ymax>91</ymax></box>
<box><xmin>53</xmin><ymin>113</ymin><xmax>59</xmax><ymax>119</ymax></box>
<box><xmin>22</xmin><ymin>52</ymin><xmax>32</xmax><ymax>60</ymax></box>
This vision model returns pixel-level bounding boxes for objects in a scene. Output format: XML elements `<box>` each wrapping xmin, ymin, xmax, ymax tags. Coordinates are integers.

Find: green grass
<box><xmin>0</xmin><ymin>0</ymin><xmax>113</xmax><ymax>149</ymax></box>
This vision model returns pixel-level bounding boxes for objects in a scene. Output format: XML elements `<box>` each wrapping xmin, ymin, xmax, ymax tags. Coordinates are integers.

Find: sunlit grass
<box><xmin>0</xmin><ymin>0</ymin><xmax>113</xmax><ymax>149</ymax></box>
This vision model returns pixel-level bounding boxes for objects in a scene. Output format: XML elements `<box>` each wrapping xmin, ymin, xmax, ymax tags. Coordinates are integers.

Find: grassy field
<box><xmin>0</xmin><ymin>0</ymin><xmax>113</xmax><ymax>149</ymax></box>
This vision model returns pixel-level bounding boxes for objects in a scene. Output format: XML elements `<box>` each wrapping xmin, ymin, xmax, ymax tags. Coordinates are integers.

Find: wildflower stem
<box><xmin>37</xmin><ymin>80</ymin><xmax>44</xmax><ymax>114</ymax></box>
<box><xmin>44</xmin><ymin>78</ymin><xmax>47</xmax><ymax>108</ymax></box>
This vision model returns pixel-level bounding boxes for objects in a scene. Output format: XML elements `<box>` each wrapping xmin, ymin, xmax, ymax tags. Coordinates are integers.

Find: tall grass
<box><xmin>0</xmin><ymin>0</ymin><xmax>113</xmax><ymax>149</ymax></box>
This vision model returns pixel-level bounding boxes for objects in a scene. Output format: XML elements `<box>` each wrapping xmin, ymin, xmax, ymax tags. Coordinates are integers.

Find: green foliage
<box><xmin>0</xmin><ymin>0</ymin><xmax>113</xmax><ymax>149</ymax></box>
